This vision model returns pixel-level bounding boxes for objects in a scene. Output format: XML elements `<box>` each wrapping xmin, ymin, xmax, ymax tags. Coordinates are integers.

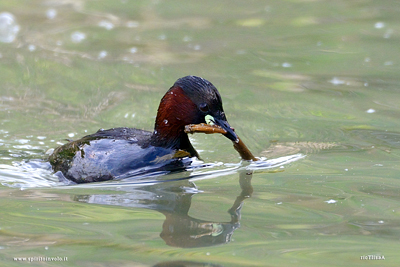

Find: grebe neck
<box><xmin>151</xmin><ymin>86</ymin><xmax>199</xmax><ymax>157</ymax></box>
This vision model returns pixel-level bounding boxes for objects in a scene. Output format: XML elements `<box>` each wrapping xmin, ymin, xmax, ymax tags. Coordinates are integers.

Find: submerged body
<box><xmin>49</xmin><ymin>76</ymin><xmax>238</xmax><ymax>183</ymax></box>
<box><xmin>49</xmin><ymin>128</ymin><xmax>191</xmax><ymax>183</ymax></box>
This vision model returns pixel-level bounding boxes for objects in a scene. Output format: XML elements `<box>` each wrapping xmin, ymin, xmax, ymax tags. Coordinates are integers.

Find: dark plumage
<box><xmin>49</xmin><ymin>76</ymin><xmax>237</xmax><ymax>183</ymax></box>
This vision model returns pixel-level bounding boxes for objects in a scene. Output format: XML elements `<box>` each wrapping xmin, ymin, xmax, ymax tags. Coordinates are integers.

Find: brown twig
<box><xmin>185</xmin><ymin>124</ymin><xmax>258</xmax><ymax>161</ymax></box>
<box><xmin>233</xmin><ymin>138</ymin><xmax>258</xmax><ymax>161</ymax></box>
<box><xmin>184</xmin><ymin>123</ymin><xmax>227</xmax><ymax>135</ymax></box>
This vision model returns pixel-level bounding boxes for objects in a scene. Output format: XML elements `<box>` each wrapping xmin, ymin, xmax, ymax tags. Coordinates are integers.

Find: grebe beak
<box><xmin>211</xmin><ymin>116</ymin><xmax>239</xmax><ymax>143</ymax></box>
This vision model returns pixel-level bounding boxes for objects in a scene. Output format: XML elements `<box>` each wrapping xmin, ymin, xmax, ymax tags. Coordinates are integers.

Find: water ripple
<box><xmin>0</xmin><ymin>160</ymin><xmax>60</xmax><ymax>189</ymax></box>
<box><xmin>58</xmin><ymin>154</ymin><xmax>305</xmax><ymax>189</ymax></box>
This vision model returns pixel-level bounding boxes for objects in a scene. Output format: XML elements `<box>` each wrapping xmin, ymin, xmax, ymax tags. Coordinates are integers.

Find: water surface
<box><xmin>1</xmin><ymin>1</ymin><xmax>400</xmax><ymax>266</ymax></box>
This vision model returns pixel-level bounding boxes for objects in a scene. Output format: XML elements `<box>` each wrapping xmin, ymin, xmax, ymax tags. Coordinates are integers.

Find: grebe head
<box><xmin>153</xmin><ymin>76</ymin><xmax>238</xmax><ymax>148</ymax></box>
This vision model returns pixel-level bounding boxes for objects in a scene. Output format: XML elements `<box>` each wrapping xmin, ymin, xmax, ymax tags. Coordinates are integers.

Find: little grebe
<box><xmin>49</xmin><ymin>76</ymin><xmax>238</xmax><ymax>183</ymax></box>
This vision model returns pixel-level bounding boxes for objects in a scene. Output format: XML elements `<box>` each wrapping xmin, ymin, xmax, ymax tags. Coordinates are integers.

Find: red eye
<box><xmin>199</xmin><ymin>103</ymin><xmax>209</xmax><ymax>112</ymax></box>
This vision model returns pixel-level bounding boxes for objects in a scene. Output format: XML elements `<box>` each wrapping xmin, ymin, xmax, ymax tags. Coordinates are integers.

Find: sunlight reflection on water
<box><xmin>0</xmin><ymin>12</ymin><xmax>19</xmax><ymax>43</ymax></box>
<box><xmin>0</xmin><ymin>154</ymin><xmax>304</xmax><ymax>189</ymax></box>
<box><xmin>0</xmin><ymin>161</ymin><xmax>60</xmax><ymax>189</ymax></box>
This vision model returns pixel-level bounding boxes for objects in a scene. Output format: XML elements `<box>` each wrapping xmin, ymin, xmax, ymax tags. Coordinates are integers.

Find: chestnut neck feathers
<box><xmin>151</xmin><ymin>86</ymin><xmax>198</xmax><ymax>152</ymax></box>
<box><xmin>150</xmin><ymin>76</ymin><xmax>228</xmax><ymax>157</ymax></box>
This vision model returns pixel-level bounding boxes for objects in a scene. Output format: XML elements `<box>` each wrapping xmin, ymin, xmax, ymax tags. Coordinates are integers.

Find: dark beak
<box><xmin>214</xmin><ymin>117</ymin><xmax>239</xmax><ymax>143</ymax></box>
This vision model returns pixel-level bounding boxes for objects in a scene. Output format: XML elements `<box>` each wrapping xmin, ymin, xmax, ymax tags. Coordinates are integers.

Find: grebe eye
<box><xmin>199</xmin><ymin>103</ymin><xmax>209</xmax><ymax>112</ymax></box>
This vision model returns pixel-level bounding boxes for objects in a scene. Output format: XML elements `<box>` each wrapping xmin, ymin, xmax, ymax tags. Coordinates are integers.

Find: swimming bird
<box><xmin>49</xmin><ymin>76</ymin><xmax>238</xmax><ymax>183</ymax></box>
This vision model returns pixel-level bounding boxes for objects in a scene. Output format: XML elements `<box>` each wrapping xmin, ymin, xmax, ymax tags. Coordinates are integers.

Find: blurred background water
<box><xmin>0</xmin><ymin>0</ymin><xmax>400</xmax><ymax>266</ymax></box>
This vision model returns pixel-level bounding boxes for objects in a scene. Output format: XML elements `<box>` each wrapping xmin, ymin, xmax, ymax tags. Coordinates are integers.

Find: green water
<box><xmin>1</xmin><ymin>0</ymin><xmax>400</xmax><ymax>266</ymax></box>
